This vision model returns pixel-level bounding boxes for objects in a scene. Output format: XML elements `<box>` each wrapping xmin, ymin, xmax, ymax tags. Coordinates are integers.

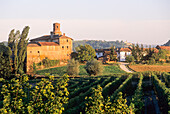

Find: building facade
<box><xmin>27</xmin><ymin>23</ymin><xmax>73</xmax><ymax>72</ymax></box>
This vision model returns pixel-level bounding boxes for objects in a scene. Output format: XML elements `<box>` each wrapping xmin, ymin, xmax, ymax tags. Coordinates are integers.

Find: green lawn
<box><xmin>36</xmin><ymin>64</ymin><xmax>125</xmax><ymax>76</ymax></box>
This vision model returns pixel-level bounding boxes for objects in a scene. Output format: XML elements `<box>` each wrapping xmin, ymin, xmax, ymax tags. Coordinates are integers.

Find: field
<box><xmin>128</xmin><ymin>64</ymin><xmax>170</xmax><ymax>72</ymax></box>
<box><xmin>36</xmin><ymin>64</ymin><xmax>125</xmax><ymax>76</ymax></box>
<box><xmin>63</xmin><ymin>72</ymin><xmax>170</xmax><ymax>113</ymax></box>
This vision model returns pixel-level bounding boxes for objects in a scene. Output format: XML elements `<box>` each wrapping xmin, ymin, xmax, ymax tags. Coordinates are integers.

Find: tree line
<box><xmin>126</xmin><ymin>44</ymin><xmax>169</xmax><ymax>64</ymax></box>
<box><xmin>0</xmin><ymin>26</ymin><xmax>30</xmax><ymax>79</ymax></box>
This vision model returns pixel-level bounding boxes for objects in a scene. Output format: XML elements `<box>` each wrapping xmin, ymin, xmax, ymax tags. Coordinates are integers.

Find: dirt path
<box><xmin>118</xmin><ymin>62</ymin><xmax>133</xmax><ymax>73</ymax></box>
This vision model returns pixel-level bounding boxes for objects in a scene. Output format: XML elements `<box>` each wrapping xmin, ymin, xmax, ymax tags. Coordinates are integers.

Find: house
<box><xmin>27</xmin><ymin>23</ymin><xmax>73</xmax><ymax>72</ymax></box>
<box><xmin>95</xmin><ymin>49</ymin><xmax>111</xmax><ymax>58</ymax></box>
<box><xmin>95</xmin><ymin>49</ymin><xmax>111</xmax><ymax>63</ymax></box>
<box><xmin>117</xmin><ymin>48</ymin><xmax>131</xmax><ymax>62</ymax></box>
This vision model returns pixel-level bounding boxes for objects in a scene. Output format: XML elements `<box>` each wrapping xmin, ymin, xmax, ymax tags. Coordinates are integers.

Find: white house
<box><xmin>117</xmin><ymin>48</ymin><xmax>131</xmax><ymax>61</ymax></box>
<box><xmin>95</xmin><ymin>49</ymin><xmax>111</xmax><ymax>58</ymax></box>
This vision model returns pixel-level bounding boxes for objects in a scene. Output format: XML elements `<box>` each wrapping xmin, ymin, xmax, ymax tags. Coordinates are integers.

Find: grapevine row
<box><xmin>152</xmin><ymin>74</ymin><xmax>170</xmax><ymax>113</ymax></box>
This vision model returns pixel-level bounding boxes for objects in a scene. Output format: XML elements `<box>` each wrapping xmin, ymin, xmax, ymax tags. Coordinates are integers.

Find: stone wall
<box><xmin>27</xmin><ymin>38</ymin><xmax>72</xmax><ymax>72</ymax></box>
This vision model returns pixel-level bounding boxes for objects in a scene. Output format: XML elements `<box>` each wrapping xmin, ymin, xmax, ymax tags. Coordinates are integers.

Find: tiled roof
<box><xmin>95</xmin><ymin>49</ymin><xmax>111</xmax><ymax>52</ymax></box>
<box><xmin>27</xmin><ymin>43</ymin><xmax>40</xmax><ymax>47</ymax></box>
<box><xmin>30</xmin><ymin>34</ymin><xmax>73</xmax><ymax>42</ymax></box>
<box><xmin>158</xmin><ymin>46</ymin><xmax>170</xmax><ymax>51</ymax></box>
<box><xmin>38</xmin><ymin>42</ymin><xmax>59</xmax><ymax>46</ymax></box>
<box><xmin>30</xmin><ymin>35</ymin><xmax>60</xmax><ymax>41</ymax></box>
<box><xmin>120</xmin><ymin>48</ymin><xmax>131</xmax><ymax>52</ymax></box>
<box><xmin>27</xmin><ymin>42</ymin><xmax>59</xmax><ymax>47</ymax></box>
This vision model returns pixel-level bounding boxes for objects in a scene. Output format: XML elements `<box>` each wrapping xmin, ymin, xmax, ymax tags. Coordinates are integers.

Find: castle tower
<box><xmin>53</xmin><ymin>23</ymin><xmax>62</xmax><ymax>35</ymax></box>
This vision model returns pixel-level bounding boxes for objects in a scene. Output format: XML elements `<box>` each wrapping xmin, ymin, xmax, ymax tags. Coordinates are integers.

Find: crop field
<box><xmin>128</xmin><ymin>65</ymin><xmax>170</xmax><ymax>72</ymax></box>
<box><xmin>36</xmin><ymin>64</ymin><xmax>125</xmax><ymax>76</ymax></box>
<box><xmin>0</xmin><ymin>72</ymin><xmax>169</xmax><ymax>113</ymax></box>
<box><xmin>63</xmin><ymin>72</ymin><xmax>170</xmax><ymax>113</ymax></box>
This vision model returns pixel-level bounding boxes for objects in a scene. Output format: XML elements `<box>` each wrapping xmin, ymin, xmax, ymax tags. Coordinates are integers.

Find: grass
<box><xmin>36</xmin><ymin>64</ymin><xmax>125</xmax><ymax>76</ymax></box>
<box><xmin>128</xmin><ymin>64</ymin><xmax>170</xmax><ymax>72</ymax></box>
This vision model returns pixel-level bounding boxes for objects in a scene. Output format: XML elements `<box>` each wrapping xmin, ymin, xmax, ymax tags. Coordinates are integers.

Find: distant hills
<box><xmin>73</xmin><ymin>40</ymin><xmax>129</xmax><ymax>51</ymax></box>
<box><xmin>163</xmin><ymin>40</ymin><xmax>170</xmax><ymax>46</ymax></box>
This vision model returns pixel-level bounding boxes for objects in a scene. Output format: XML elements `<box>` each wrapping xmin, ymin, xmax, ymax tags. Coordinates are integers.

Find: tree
<box><xmin>75</xmin><ymin>44</ymin><xmax>96</xmax><ymax>62</ymax></box>
<box><xmin>0</xmin><ymin>43</ymin><xmax>12</xmax><ymax>79</ymax></box>
<box><xmin>126</xmin><ymin>55</ymin><xmax>135</xmax><ymax>64</ymax></box>
<box><xmin>110</xmin><ymin>46</ymin><xmax>117</xmax><ymax>61</ymax></box>
<box><xmin>17</xmin><ymin>26</ymin><xmax>30</xmax><ymax>74</ymax></box>
<box><xmin>67</xmin><ymin>59</ymin><xmax>79</xmax><ymax>76</ymax></box>
<box><xmin>85</xmin><ymin>59</ymin><xmax>103</xmax><ymax>76</ymax></box>
<box><xmin>7</xmin><ymin>26</ymin><xmax>30</xmax><ymax>75</ymax></box>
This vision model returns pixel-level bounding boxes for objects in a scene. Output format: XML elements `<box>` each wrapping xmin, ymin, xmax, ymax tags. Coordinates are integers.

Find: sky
<box><xmin>0</xmin><ymin>0</ymin><xmax>170</xmax><ymax>45</ymax></box>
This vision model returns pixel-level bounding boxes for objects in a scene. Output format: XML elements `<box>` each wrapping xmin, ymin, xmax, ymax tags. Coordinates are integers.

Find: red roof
<box><xmin>158</xmin><ymin>46</ymin><xmax>170</xmax><ymax>51</ymax></box>
<box><xmin>27</xmin><ymin>42</ymin><xmax>59</xmax><ymax>47</ymax></box>
<box><xmin>120</xmin><ymin>48</ymin><xmax>131</xmax><ymax>52</ymax></box>
<box><xmin>38</xmin><ymin>42</ymin><xmax>59</xmax><ymax>46</ymax></box>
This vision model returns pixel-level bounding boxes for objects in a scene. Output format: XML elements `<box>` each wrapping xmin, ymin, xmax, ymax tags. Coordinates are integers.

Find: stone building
<box><xmin>27</xmin><ymin>23</ymin><xmax>73</xmax><ymax>72</ymax></box>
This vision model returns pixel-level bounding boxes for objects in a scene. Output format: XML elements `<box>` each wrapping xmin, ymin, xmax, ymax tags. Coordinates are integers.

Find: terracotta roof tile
<box><xmin>159</xmin><ymin>46</ymin><xmax>170</xmax><ymax>51</ymax></box>
<box><xmin>38</xmin><ymin>42</ymin><xmax>59</xmax><ymax>46</ymax></box>
<box><xmin>120</xmin><ymin>48</ymin><xmax>131</xmax><ymax>52</ymax></box>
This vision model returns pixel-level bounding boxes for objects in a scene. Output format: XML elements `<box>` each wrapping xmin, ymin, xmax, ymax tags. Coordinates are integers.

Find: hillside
<box><xmin>163</xmin><ymin>40</ymin><xmax>170</xmax><ymax>46</ymax></box>
<box><xmin>73</xmin><ymin>40</ymin><xmax>128</xmax><ymax>51</ymax></box>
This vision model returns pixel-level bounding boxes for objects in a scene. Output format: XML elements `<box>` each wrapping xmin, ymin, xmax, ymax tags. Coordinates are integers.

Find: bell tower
<box><xmin>53</xmin><ymin>23</ymin><xmax>62</xmax><ymax>35</ymax></box>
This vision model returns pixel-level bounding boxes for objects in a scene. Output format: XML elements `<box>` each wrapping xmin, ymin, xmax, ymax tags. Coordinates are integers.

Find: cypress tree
<box><xmin>13</xmin><ymin>30</ymin><xmax>20</xmax><ymax>75</ymax></box>
<box><xmin>18</xmin><ymin>26</ymin><xmax>30</xmax><ymax>74</ymax></box>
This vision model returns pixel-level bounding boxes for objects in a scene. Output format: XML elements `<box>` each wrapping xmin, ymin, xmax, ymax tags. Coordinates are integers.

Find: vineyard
<box><xmin>64</xmin><ymin>72</ymin><xmax>170</xmax><ymax>114</ymax></box>
<box><xmin>0</xmin><ymin>72</ymin><xmax>169</xmax><ymax>113</ymax></box>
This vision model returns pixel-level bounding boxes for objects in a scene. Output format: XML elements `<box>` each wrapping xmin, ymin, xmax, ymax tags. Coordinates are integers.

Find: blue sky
<box><xmin>0</xmin><ymin>0</ymin><xmax>170</xmax><ymax>44</ymax></box>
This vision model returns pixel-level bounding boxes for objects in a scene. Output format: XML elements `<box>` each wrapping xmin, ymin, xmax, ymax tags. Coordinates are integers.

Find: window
<box><xmin>38</xmin><ymin>51</ymin><xmax>40</xmax><ymax>53</ymax></box>
<box><xmin>67</xmin><ymin>46</ymin><xmax>69</xmax><ymax>49</ymax></box>
<box><xmin>62</xmin><ymin>46</ymin><xmax>64</xmax><ymax>49</ymax></box>
<box><xmin>67</xmin><ymin>39</ymin><xmax>68</xmax><ymax>42</ymax></box>
<box><xmin>57</xmin><ymin>26</ymin><xmax>58</xmax><ymax>28</ymax></box>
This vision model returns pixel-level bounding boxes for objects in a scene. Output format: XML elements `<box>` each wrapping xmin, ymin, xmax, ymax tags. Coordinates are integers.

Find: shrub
<box><xmin>38</xmin><ymin>57</ymin><xmax>60</xmax><ymax>68</ymax></box>
<box><xmin>67</xmin><ymin>59</ymin><xmax>79</xmax><ymax>76</ymax></box>
<box><xmin>149</xmin><ymin>58</ymin><xmax>156</xmax><ymax>65</ymax></box>
<box><xmin>126</xmin><ymin>55</ymin><xmax>135</xmax><ymax>63</ymax></box>
<box><xmin>33</xmin><ymin>62</ymin><xmax>37</xmax><ymax>74</ymax></box>
<box><xmin>85</xmin><ymin>59</ymin><xmax>103</xmax><ymax>76</ymax></box>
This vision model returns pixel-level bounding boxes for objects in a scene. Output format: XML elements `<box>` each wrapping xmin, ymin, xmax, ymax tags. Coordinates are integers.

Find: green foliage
<box><xmin>67</xmin><ymin>59</ymin><xmax>79</xmax><ymax>76</ymax></box>
<box><xmin>38</xmin><ymin>57</ymin><xmax>60</xmax><ymax>68</ymax></box>
<box><xmin>111</xmin><ymin>74</ymin><xmax>133</xmax><ymax>100</ymax></box>
<box><xmin>36</xmin><ymin>64</ymin><xmax>125</xmax><ymax>76</ymax></box>
<box><xmin>7</xmin><ymin>27</ymin><xmax>30</xmax><ymax>75</ymax></box>
<box><xmin>126</xmin><ymin>55</ymin><xmax>135</xmax><ymax>63</ymax></box>
<box><xmin>28</xmin><ymin>74</ymin><xmax>69</xmax><ymax>113</ymax></box>
<box><xmin>0</xmin><ymin>44</ymin><xmax>12</xmax><ymax>79</ymax></box>
<box><xmin>18</xmin><ymin>26</ymin><xmax>30</xmax><ymax>74</ymax></box>
<box><xmin>0</xmin><ymin>74</ymin><xmax>31</xmax><ymax>113</ymax></box>
<box><xmin>152</xmin><ymin>74</ymin><xmax>170</xmax><ymax>113</ymax></box>
<box><xmin>110</xmin><ymin>46</ymin><xmax>117</xmax><ymax>61</ymax></box>
<box><xmin>110</xmin><ymin>92</ymin><xmax>131</xmax><ymax>114</ymax></box>
<box><xmin>33</xmin><ymin>62</ymin><xmax>37</xmax><ymax>74</ymax></box>
<box><xmin>85</xmin><ymin>59</ymin><xmax>103</xmax><ymax>76</ymax></box>
<box><xmin>0</xmin><ymin>52</ymin><xmax>12</xmax><ymax>79</ymax></box>
<box><xmin>76</xmin><ymin>44</ymin><xmax>96</xmax><ymax>62</ymax></box>
<box><xmin>73</xmin><ymin>40</ymin><xmax>127</xmax><ymax>52</ymax></box>
<box><xmin>0</xmin><ymin>74</ymin><xmax>69</xmax><ymax>114</ymax></box>
<box><xmin>85</xmin><ymin>86</ymin><xmax>131</xmax><ymax>114</ymax></box>
<box><xmin>85</xmin><ymin>85</ymin><xmax>104</xmax><ymax>114</ymax></box>
<box><xmin>149</xmin><ymin>58</ymin><xmax>156</xmax><ymax>65</ymax></box>
<box><xmin>130</xmin><ymin>73</ymin><xmax>144</xmax><ymax>113</ymax></box>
